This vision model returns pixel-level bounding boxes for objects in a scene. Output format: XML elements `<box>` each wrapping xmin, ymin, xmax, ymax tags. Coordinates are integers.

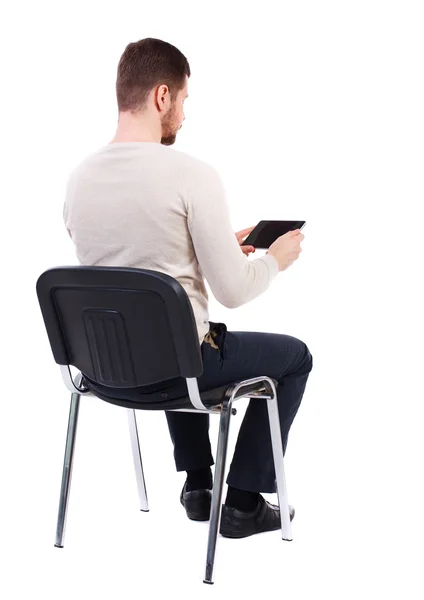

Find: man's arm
<box><xmin>63</xmin><ymin>201</ymin><xmax>72</xmax><ymax>239</ymax></box>
<box><xmin>185</xmin><ymin>162</ymin><xmax>279</xmax><ymax>308</ymax></box>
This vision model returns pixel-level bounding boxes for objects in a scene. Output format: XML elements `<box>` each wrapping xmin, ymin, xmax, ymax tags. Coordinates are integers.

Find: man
<box><xmin>64</xmin><ymin>38</ymin><xmax>313</xmax><ymax>539</ymax></box>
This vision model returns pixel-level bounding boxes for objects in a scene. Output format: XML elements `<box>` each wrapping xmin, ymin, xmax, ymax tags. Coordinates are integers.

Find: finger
<box><xmin>238</xmin><ymin>226</ymin><xmax>256</xmax><ymax>237</ymax></box>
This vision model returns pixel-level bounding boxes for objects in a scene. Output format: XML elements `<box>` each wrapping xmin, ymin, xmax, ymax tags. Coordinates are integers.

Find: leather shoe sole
<box><xmin>219</xmin><ymin>494</ymin><xmax>295</xmax><ymax>538</ymax></box>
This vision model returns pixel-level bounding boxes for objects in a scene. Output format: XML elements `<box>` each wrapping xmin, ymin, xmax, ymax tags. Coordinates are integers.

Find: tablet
<box><xmin>241</xmin><ymin>220</ymin><xmax>306</xmax><ymax>249</ymax></box>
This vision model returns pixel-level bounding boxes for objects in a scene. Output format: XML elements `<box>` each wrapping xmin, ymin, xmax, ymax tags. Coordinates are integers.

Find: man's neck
<box><xmin>110</xmin><ymin>111</ymin><xmax>160</xmax><ymax>144</ymax></box>
<box><xmin>110</xmin><ymin>134</ymin><xmax>158</xmax><ymax>144</ymax></box>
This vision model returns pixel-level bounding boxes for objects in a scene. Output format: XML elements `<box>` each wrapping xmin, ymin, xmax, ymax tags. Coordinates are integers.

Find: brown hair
<box><xmin>116</xmin><ymin>38</ymin><xmax>191</xmax><ymax>112</ymax></box>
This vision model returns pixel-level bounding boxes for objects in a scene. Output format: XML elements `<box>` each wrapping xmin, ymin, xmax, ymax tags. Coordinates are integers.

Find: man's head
<box><xmin>116</xmin><ymin>38</ymin><xmax>190</xmax><ymax>146</ymax></box>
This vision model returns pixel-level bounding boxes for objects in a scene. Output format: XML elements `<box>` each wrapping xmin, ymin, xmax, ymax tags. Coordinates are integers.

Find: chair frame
<box><xmin>55</xmin><ymin>365</ymin><xmax>292</xmax><ymax>584</ymax></box>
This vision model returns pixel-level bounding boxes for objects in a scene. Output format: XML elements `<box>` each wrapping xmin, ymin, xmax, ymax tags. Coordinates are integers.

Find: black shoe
<box><xmin>180</xmin><ymin>481</ymin><xmax>212</xmax><ymax>521</ymax></box>
<box><xmin>219</xmin><ymin>494</ymin><xmax>295</xmax><ymax>538</ymax></box>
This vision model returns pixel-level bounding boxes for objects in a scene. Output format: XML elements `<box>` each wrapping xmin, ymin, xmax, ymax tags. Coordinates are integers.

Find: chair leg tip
<box><xmin>203</xmin><ymin>580</ymin><xmax>214</xmax><ymax>585</ymax></box>
<box><xmin>54</xmin><ymin>544</ymin><xmax>64</xmax><ymax>548</ymax></box>
<box><xmin>140</xmin><ymin>509</ymin><xmax>150</xmax><ymax>512</ymax></box>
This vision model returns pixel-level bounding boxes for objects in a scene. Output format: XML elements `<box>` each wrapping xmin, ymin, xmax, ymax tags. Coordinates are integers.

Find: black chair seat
<box><xmin>82</xmin><ymin>376</ymin><xmax>279</xmax><ymax>412</ymax></box>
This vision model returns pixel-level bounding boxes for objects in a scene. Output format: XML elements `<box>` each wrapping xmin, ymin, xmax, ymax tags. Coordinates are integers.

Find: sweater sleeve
<box><xmin>185</xmin><ymin>161</ymin><xmax>279</xmax><ymax>309</ymax></box>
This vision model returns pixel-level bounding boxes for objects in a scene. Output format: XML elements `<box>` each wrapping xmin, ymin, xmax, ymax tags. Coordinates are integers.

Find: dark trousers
<box><xmin>165</xmin><ymin>322</ymin><xmax>313</xmax><ymax>494</ymax></box>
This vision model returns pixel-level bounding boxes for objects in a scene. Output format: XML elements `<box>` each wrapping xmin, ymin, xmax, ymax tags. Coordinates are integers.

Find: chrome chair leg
<box><xmin>127</xmin><ymin>409</ymin><xmax>149</xmax><ymax>512</ymax></box>
<box><xmin>55</xmin><ymin>392</ymin><xmax>81</xmax><ymax>548</ymax></box>
<box><xmin>203</xmin><ymin>397</ymin><xmax>234</xmax><ymax>585</ymax></box>
<box><xmin>267</xmin><ymin>381</ymin><xmax>292</xmax><ymax>541</ymax></box>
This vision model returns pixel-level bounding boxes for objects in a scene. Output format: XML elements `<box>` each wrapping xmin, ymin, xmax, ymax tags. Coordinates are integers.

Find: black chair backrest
<box><xmin>36</xmin><ymin>266</ymin><xmax>203</xmax><ymax>387</ymax></box>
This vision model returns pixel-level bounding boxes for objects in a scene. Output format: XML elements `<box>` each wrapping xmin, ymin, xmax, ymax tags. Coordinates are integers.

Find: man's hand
<box><xmin>235</xmin><ymin>226</ymin><xmax>256</xmax><ymax>256</ymax></box>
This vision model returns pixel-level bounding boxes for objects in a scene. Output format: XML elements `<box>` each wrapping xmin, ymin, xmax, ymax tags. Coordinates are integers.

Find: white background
<box><xmin>1</xmin><ymin>0</ymin><xmax>423</xmax><ymax>597</ymax></box>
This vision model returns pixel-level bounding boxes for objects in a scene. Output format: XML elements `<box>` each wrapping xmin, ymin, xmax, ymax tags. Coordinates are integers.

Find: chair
<box><xmin>36</xmin><ymin>266</ymin><xmax>292</xmax><ymax>584</ymax></box>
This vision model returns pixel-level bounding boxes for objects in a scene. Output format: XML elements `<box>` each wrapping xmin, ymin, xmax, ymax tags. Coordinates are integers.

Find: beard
<box><xmin>161</xmin><ymin>132</ymin><xmax>177</xmax><ymax>146</ymax></box>
<box><xmin>160</xmin><ymin>104</ymin><xmax>180</xmax><ymax>146</ymax></box>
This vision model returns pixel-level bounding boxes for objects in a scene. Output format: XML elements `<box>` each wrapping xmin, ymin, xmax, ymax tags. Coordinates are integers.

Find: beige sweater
<box><xmin>63</xmin><ymin>142</ymin><xmax>279</xmax><ymax>345</ymax></box>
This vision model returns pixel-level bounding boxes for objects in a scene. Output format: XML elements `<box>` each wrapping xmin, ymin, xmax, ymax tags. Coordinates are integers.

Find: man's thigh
<box><xmin>197</xmin><ymin>328</ymin><xmax>311</xmax><ymax>393</ymax></box>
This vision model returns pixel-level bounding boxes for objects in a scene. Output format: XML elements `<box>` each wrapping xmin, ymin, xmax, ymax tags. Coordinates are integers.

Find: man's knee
<box><xmin>304</xmin><ymin>344</ymin><xmax>313</xmax><ymax>370</ymax></box>
<box><xmin>281</xmin><ymin>335</ymin><xmax>313</xmax><ymax>376</ymax></box>
<box><xmin>295</xmin><ymin>339</ymin><xmax>313</xmax><ymax>374</ymax></box>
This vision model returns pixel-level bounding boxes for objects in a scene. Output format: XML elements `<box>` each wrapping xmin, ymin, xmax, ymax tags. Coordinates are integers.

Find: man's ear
<box><xmin>155</xmin><ymin>84</ymin><xmax>171</xmax><ymax>112</ymax></box>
